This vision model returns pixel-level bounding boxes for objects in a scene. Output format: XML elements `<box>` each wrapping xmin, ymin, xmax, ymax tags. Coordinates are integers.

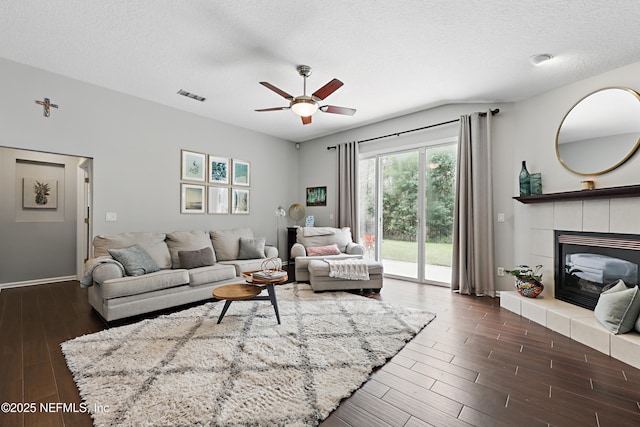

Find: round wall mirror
<box><xmin>556</xmin><ymin>87</ymin><xmax>640</xmax><ymax>175</ymax></box>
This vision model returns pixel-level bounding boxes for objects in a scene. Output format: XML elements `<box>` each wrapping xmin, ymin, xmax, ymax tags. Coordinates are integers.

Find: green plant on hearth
<box><xmin>505</xmin><ymin>265</ymin><xmax>543</xmax><ymax>283</ymax></box>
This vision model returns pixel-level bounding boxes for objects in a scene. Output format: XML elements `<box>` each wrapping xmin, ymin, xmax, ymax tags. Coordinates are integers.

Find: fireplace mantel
<box><xmin>513</xmin><ymin>184</ymin><xmax>640</xmax><ymax>204</ymax></box>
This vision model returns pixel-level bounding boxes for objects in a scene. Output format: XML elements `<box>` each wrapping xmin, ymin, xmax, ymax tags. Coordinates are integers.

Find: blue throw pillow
<box><xmin>108</xmin><ymin>244</ymin><xmax>160</xmax><ymax>276</ymax></box>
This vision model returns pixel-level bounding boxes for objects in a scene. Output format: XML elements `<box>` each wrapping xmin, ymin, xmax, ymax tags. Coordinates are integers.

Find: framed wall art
<box><xmin>231</xmin><ymin>188</ymin><xmax>250</xmax><ymax>214</ymax></box>
<box><xmin>208</xmin><ymin>186</ymin><xmax>229</xmax><ymax>214</ymax></box>
<box><xmin>232</xmin><ymin>159</ymin><xmax>251</xmax><ymax>186</ymax></box>
<box><xmin>180</xmin><ymin>183</ymin><xmax>206</xmax><ymax>214</ymax></box>
<box><xmin>208</xmin><ymin>155</ymin><xmax>229</xmax><ymax>184</ymax></box>
<box><xmin>23</xmin><ymin>177</ymin><xmax>58</xmax><ymax>209</ymax></box>
<box><xmin>181</xmin><ymin>150</ymin><xmax>206</xmax><ymax>182</ymax></box>
<box><xmin>306</xmin><ymin>186</ymin><xmax>327</xmax><ymax>206</ymax></box>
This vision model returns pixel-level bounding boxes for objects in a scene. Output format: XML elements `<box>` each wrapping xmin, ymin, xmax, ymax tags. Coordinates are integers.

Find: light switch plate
<box><xmin>105</xmin><ymin>212</ymin><xmax>117</xmax><ymax>222</ymax></box>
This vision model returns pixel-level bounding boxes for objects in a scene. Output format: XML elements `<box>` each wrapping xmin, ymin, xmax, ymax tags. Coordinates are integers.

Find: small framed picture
<box><xmin>232</xmin><ymin>159</ymin><xmax>251</xmax><ymax>186</ymax></box>
<box><xmin>181</xmin><ymin>150</ymin><xmax>206</xmax><ymax>182</ymax></box>
<box><xmin>23</xmin><ymin>177</ymin><xmax>58</xmax><ymax>209</ymax></box>
<box><xmin>231</xmin><ymin>188</ymin><xmax>250</xmax><ymax>214</ymax></box>
<box><xmin>306</xmin><ymin>186</ymin><xmax>327</xmax><ymax>206</ymax></box>
<box><xmin>180</xmin><ymin>183</ymin><xmax>205</xmax><ymax>214</ymax></box>
<box><xmin>208</xmin><ymin>186</ymin><xmax>229</xmax><ymax>214</ymax></box>
<box><xmin>208</xmin><ymin>156</ymin><xmax>229</xmax><ymax>184</ymax></box>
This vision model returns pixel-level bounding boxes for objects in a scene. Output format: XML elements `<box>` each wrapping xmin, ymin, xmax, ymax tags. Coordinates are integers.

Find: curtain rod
<box><xmin>327</xmin><ymin>108</ymin><xmax>500</xmax><ymax>150</ymax></box>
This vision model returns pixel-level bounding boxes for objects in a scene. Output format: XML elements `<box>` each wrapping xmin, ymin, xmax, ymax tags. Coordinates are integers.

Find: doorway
<box><xmin>0</xmin><ymin>146</ymin><xmax>92</xmax><ymax>287</ymax></box>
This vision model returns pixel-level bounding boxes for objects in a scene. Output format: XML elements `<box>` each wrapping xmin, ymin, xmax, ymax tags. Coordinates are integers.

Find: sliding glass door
<box><xmin>359</xmin><ymin>141</ymin><xmax>457</xmax><ymax>285</ymax></box>
<box><xmin>424</xmin><ymin>144</ymin><xmax>456</xmax><ymax>283</ymax></box>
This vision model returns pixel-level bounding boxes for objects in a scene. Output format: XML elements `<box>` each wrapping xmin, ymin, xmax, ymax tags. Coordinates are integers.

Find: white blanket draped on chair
<box><xmin>324</xmin><ymin>258</ymin><xmax>370</xmax><ymax>280</ymax></box>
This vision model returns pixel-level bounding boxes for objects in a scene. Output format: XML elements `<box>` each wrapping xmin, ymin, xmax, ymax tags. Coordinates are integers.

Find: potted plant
<box><xmin>505</xmin><ymin>265</ymin><xmax>544</xmax><ymax>298</ymax></box>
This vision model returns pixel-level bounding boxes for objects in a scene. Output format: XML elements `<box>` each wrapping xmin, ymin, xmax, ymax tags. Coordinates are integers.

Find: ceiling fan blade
<box><xmin>255</xmin><ymin>107</ymin><xmax>290</xmax><ymax>112</ymax></box>
<box><xmin>301</xmin><ymin>116</ymin><xmax>312</xmax><ymax>125</ymax></box>
<box><xmin>312</xmin><ymin>78</ymin><xmax>343</xmax><ymax>100</ymax></box>
<box><xmin>320</xmin><ymin>105</ymin><xmax>356</xmax><ymax>116</ymax></box>
<box><xmin>259</xmin><ymin>82</ymin><xmax>294</xmax><ymax>100</ymax></box>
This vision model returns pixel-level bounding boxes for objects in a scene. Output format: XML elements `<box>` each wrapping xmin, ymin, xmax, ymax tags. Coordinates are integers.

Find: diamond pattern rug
<box><xmin>62</xmin><ymin>283</ymin><xmax>435</xmax><ymax>426</ymax></box>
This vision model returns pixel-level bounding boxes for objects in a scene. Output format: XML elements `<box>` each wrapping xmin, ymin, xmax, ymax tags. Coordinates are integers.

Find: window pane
<box><xmin>381</xmin><ymin>151</ymin><xmax>418</xmax><ymax>279</ymax></box>
<box><xmin>424</xmin><ymin>144</ymin><xmax>456</xmax><ymax>283</ymax></box>
<box><xmin>358</xmin><ymin>158</ymin><xmax>376</xmax><ymax>259</ymax></box>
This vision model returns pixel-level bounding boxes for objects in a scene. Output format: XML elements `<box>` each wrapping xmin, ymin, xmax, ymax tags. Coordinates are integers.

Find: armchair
<box><xmin>290</xmin><ymin>227</ymin><xmax>364</xmax><ymax>281</ymax></box>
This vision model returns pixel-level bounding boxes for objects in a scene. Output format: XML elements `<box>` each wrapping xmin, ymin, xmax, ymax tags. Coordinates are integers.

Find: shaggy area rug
<box><xmin>62</xmin><ymin>283</ymin><xmax>435</xmax><ymax>426</ymax></box>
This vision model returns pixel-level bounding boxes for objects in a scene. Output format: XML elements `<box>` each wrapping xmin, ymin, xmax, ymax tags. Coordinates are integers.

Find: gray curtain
<box><xmin>451</xmin><ymin>112</ymin><xmax>495</xmax><ymax>297</ymax></box>
<box><xmin>336</xmin><ymin>141</ymin><xmax>359</xmax><ymax>237</ymax></box>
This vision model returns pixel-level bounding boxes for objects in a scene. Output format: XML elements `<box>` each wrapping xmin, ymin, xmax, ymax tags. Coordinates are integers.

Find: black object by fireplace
<box><xmin>555</xmin><ymin>230</ymin><xmax>640</xmax><ymax>310</ymax></box>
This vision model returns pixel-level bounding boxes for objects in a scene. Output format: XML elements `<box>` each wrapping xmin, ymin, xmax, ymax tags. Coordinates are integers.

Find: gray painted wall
<box><xmin>0</xmin><ymin>57</ymin><xmax>299</xmax><ymax>285</ymax></box>
<box><xmin>3</xmin><ymin>52</ymin><xmax>640</xmax><ymax>291</ymax></box>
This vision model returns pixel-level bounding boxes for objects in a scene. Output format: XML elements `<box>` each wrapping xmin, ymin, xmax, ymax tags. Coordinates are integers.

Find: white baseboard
<box><xmin>0</xmin><ymin>275</ymin><xmax>77</xmax><ymax>290</ymax></box>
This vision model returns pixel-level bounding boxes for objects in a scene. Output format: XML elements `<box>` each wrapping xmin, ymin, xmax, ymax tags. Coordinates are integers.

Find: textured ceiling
<box><xmin>2</xmin><ymin>1</ymin><xmax>640</xmax><ymax>142</ymax></box>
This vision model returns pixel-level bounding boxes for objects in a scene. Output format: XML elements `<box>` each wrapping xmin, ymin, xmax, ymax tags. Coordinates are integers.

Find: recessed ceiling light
<box><xmin>529</xmin><ymin>54</ymin><xmax>553</xmax><ymax>67</ymax></box>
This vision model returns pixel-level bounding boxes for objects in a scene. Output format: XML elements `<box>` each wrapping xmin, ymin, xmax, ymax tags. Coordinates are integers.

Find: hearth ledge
<box><xmin>500</xmin><ymin>291</ymin><xmax>640</xmax><ymax>370</ymax></box>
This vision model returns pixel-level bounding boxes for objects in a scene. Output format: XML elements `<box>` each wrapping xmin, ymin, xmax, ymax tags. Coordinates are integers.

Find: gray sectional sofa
<box><xmin>84</xmin><ymin>227</ymin><xmax>278</xmax><ymax>322</ymax></box>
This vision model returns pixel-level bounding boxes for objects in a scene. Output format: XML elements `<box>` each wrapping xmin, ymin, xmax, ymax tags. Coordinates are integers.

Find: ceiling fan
<box><xmin>255</xmin><ymin>65</ymin><xmax>356</xmax><ymax>125</ymax></box>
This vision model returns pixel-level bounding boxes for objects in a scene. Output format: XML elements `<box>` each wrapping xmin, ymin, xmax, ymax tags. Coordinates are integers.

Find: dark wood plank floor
<box><xmin>1</xmin><ymin>279</ymin><xmax>639</xmax><ymax>427</ymax></box>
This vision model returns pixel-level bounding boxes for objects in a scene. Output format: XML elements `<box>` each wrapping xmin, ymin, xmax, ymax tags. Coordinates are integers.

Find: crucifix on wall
<box><xmin>35</xmin><ymin>97</ymin><xmax>59</xmax><ymax>117</ymax></box>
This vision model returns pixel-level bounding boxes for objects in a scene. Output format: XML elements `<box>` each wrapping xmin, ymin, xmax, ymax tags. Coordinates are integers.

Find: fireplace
<box><xmin>554</xmin><ymin>230</ymin><xmax>640</xmax><ymax>310</ymax></box>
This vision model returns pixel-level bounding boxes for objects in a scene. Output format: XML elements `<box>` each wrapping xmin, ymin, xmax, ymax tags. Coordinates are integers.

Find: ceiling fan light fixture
<box><xmin>290</xmin><ymin>98</ymin><xmax>319</xmax><ymax>116</ymax></box>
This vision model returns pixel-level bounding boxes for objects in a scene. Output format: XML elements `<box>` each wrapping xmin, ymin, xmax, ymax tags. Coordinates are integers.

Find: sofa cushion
<box><xmin>238</xmin><ymin>237</ymin><xmax>266</xmax><ymax>260</ymax></box>
<box><xmin>188</xmin><ymin>264</ymin><xmax>236</xmax><ymax>287</ymax></box>
<box><xmin>296</xmin><ymin>227</ymin><xmax>353</xmax><ymax>252</ymax></box>
<box><xmin>101</xmin><ymin>269</ymin><xmax>189</xmax><ymax>299</ymax></box>
<box><xmin>306</xmin><ymin>243</ymin><xmax>341</xmax><ymax>256</ymax></box>
<box><xmin>210</xmin><ymin>228</ymin><xmax>254</xmax><ymax>261</ymax></box>
<box><xmin>108</xmin><ymin>245</ymin><xmax>160</xmax><ymax>276</ymax></box>
<box><xmin>179</xmin><ymin>247</ymin><xmax>215</xmax><ymax>269</ymax></box>
<box><xmin>594</xmin><ymin>280</ymin><xmax>640</xmax><ymax>334</ymax></box>
<box><xmin>93</xmin><ymin>232</ymin><xmax>171</xmax><ymax>269</ymax></box>
<box><xmin>166</xmin><ymin>230</ymin><xmax>216</xmax><ymax>268</ymax></box>
<box><xmin>218</xmin><ymin>259</ymin><xmax>268</xmax><ymax>276</ymax></box>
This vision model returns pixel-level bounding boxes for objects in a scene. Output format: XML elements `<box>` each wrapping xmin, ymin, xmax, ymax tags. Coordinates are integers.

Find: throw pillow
<box><xmin>594</xmin><ymin>280</ymin><xmax>640</xmax><ymax>334</ymax></box>
<box><xmin>108</xmin><ymin>244</ymin><xmax>160</xmax><ymax>276</ymax></box>
<box><xmin>166</xmin><ymin>230</ymin><xmax>216</xmax><ymax>268</ymax></box>
<box><xmin>178</xmin><ymin>247</ymin><xmax>215</xmax><ymax>269</ymax></box>
<box><xmin>238</xmin><ymin>237</ymin><xmax>266</xmax><ymax>260</ymax></box>
<box><xmin>306</xmin><ymin>243</ymin><xmax>341</xmax><ymax>256</ymax></box>
<box><xmin>210</xmin><ymin>228</ymin><xmax>254</xmax><ymax>261</ymax></box>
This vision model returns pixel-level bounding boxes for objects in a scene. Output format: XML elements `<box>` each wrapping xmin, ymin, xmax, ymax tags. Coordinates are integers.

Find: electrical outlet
<box><xmin>497</xmin><ymin>213</ymin><xmax>505</xmax><ymax>223</ymax></box>
<box><xmin>497</xmin><ymin>267</ymin><xmax>505</xmax><ymax>276</ymax></box>
<box><xmin>105</xmin><ymin>212</ymin><xmax>117</xmax><ymax>222</ymax></box>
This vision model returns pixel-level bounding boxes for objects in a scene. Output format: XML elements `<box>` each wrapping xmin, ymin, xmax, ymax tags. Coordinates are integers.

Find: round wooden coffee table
<box><xmin>243</xmin><ymin>270</ymin><xmax>288</xmax><ymax>325</ymax></box>
<box><xmin>212</xmin><ymin>284</ymin><xmax>262</xmax><ymax>324</ymax></box>
<box><xmin>212</xmin><ymin>271</ymin><xmax>288</xmax><ymax>324</ymax></box>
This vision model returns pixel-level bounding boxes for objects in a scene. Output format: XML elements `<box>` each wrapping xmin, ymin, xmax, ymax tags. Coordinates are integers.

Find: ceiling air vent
<box><xmin>177</xmin><ymin>89</ymin><xmax>206</xmax><ymax>102</ymax></box>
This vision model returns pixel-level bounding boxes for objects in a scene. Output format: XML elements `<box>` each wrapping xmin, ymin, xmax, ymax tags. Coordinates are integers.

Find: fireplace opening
<box><xmin>555</xmin><ymin>231</ymin><xmax>640</xmax><ymax>310</ymax></box>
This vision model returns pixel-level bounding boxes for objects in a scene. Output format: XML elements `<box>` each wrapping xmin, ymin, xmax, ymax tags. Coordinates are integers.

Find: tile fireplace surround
<box><xmin>501</xmin><ymin>198</ymin><xmax>640</xmax><ymax>370</ymax></box>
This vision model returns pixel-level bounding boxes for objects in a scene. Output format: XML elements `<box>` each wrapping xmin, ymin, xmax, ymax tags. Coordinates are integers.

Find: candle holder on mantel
<box><xmin>581</xmin><ymin>180</ymin><xmax>595</xmax><ymax>190</ymax></box>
